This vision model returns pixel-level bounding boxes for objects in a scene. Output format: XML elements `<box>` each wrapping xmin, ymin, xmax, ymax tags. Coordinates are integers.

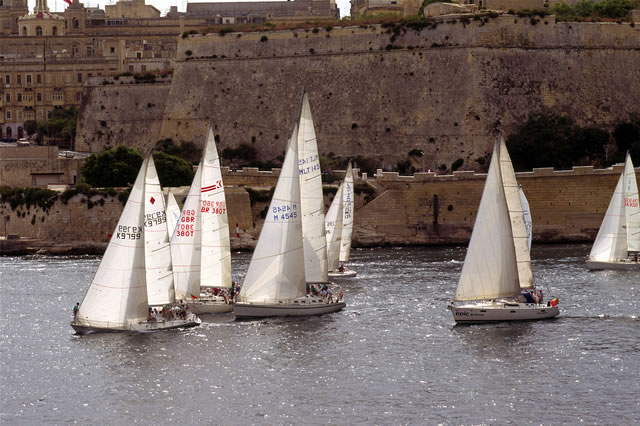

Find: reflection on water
<box><xmin>1</xmin><ymin>245</ymin><xmax>639</xmax><ymax>424</ymax></box>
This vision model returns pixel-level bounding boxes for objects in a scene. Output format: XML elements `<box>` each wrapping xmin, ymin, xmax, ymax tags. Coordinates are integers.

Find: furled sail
<box><xmin>240</xmin><ymin>124</ymin><xmax>305</xmax><ymax>303</ymax></box>
<box><xmin>297</xmin><ymin>92</ymin><xmax>329</xmax><ymax>283</ymax></box>
<box><xmin>455</xmin><ymin>139</ymin><xmax>520</xmax><ymax>301</ymax></box>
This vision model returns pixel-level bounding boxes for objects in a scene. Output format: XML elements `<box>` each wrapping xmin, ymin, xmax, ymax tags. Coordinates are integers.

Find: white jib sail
<box><xmin>240</xmin><ymin>124</ymin><xmax>306</xmax><ymax>303</ymax></box>
<box><xmin>171</xmin><ymin>164</ymin><xmax>203</xmax><ymax>300</ymax></box>
<box><xmin>144</xmin><ymin>154</ymin><xmax>175</xmax><ymax>306</ymax></box>
<box><xmin>623</xmin><ymin>153</ymin><xmax>640</xmax><ymax>253</ymax></box>
<box><xmin>499</xmin><ymin>136</ymin><xmax>534</xmax><ymax>290</ymax></box>
<box><xmin>339</xmin><ymin>162</ymin><xmax>354</xmax><ymax>262</ymax></box>
<box><xmin>325</xmin><ymin>183</ymin><xmax>344</xmax><ymax>272</ymax></box>
<box><xmin>297</xmin><ymin>92</ymin><xmax>329</xmax><ymax>283</ymax></box>
<box><xmin>166</xmin><ymin>192</ymin><xmax>180</xmax><ymax>240</ymax></box>
<box><xmin>519</xmin><ymin>186</ymin><xmax>532</xmax><ymax>252</ymax></box>
<box><xmin>590</xmin><ymin>171</ymin><xmax>628</xmax><ymax>262</ymax></box>
<box><xmin>75</xmin><ymin>157</ymin><xmax>149</xmax><ymax>328</ymax></box>
<box><xmin>455</xmin><ymin>140</ymin><xmax>521</xmax><ymax>301</ymax></box>
<box><xmin>200</xmin><ymin>127</ymin><xmax>232</xmax><ymax>289</ymax></box>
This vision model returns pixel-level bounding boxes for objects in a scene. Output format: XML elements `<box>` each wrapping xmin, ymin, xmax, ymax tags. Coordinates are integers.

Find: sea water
<box><xmin>0</xmin><ymin>244</ymin><xmax>638</xmax><ymax>424</ymax></box>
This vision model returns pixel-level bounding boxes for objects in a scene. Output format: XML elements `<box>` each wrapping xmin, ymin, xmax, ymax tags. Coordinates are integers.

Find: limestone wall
<box><xmin>76</xmin><ymin>17</ymin><xmax>640</xmax><ymax>172</ymax></box>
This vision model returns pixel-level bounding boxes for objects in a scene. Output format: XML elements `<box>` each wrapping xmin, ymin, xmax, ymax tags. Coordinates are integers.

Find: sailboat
<box><xmin>71</xmin><ymin>153</ymin><xmax>201</xmax><ymax>334</ymax></box>
<box><xmin>326</xmin><ymin>162</ymin><xmax>357</xmax><ymax>278</ymax></box>
<box><xmin>234</xmin><ymin>120</ymin><xmax>346</xmax><ymax>318</ymax></box>
<box><xmin>587</xmin><ymin>152</ymin><xmax>640</xmax><ymax>270</ymax></box>
<box><xmin>448</xmin><ymin>134</ymin><xmax>559</xmax><ymax>323</ymax></box>
<box><xmin>170</xmin><ymin>128</ymin><xmax>233</xmax><ymax>314</ymax></box>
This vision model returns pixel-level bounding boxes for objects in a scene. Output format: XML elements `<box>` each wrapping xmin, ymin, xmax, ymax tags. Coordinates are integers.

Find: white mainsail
<box><xmin>325</xmin><ymin>182</ymin><xmax>344</xmax><ymax>272</ymax></box>
<box><xmin>339</xmin><ymin>162</ymin><xmax>354</xmax><ymax>263</ymax></box>
<box><xmin>519</xmin><ymin>186</ymin><xmax>532</xmax><ymax>251</ymax></box>
<box><xmin>455</xmin><ymin>139</ymin><xmax>521</xmax><ymax>301</ymax></box>
<box><xmin>499</xmin><ymin>138</ymin><xmax>534</xmax><ymax>290</ymax></box>
<box><xmin>623</xmin><ymin>153</ymin><xmax>640</xmax><ymax>253</ymax></box>
<box><xmin>200</xmin><ymin>128</ymin><xmax>232</xmax><ymax>289</ymax></box>
<box><xmin>172</xmin><ymin>164</ymin><xmax>203</xmax><ymax>300</ymax></box>
<box><xmin>144</xmin><ymin>155</ymin><xmax>175</xmax><ymax>306</ymax></box>
<box><xmin>240</xmin><ymin>124</ymin><xmax>305</xmax><ymax>303</ymax></box>
<box><xmin>166</xmin><ymin>192</ymin><xmax>180</xmax><ymax>239</ymax></box>
<box><xmin>590</xmin><ymin>170</ymin><xmax>628</xmax><ymax>262</ymax></box>
<box><xmin>297</xmin><ymin>92</ymin><xmax>328</xmax><ymax>283</ymax></box>
<box><xmin>75</xmin><ymin>156</ymin><xmax>150</xmax><ymax>329</ymax></box>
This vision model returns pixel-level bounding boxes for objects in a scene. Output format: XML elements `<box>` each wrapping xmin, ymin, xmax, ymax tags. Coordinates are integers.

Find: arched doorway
<box><xmin>17</xmin><ymin>126</ymin><xmax>24</xmax><ymax>138</ymax></box>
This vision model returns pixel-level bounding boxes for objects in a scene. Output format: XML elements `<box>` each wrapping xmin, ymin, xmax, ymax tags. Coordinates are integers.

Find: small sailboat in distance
<box><xmin>448</xmin><ymin>133</ymin><xmax>559</xmax><ymax>323</ymax></box>
<box><xmin>71</xmin><ymin>153</ymin><xmax>201</xmax><ymax>334</ymax></box>
<box><xmin>587</xmin><ymin>152</ymin><xmax>640</xmax><ymax>270</ymax></box>
<box><xmin>327</xmin><ymin>161</ymin><xmax>357</xmax><ymax>278</ymax></box>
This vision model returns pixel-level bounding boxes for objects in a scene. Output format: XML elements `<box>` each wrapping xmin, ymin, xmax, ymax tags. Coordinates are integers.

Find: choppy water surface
<box><xmin>1</xmin><ymin>245</ymin><xmax>638</xmax><ymax>424</ymax></box>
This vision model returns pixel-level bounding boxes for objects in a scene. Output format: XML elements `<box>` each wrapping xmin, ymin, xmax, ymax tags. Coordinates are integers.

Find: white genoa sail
<box><xmin>171</xmin><ymin>164</ymin><xmax>203</xmax><ymax>300</ymax></box>
<box><xmin>519</xmin><ymin>186</ymin><xmax>532</xmax><ymax>252</ymax></box>
<box><xmin>200</xmin><ymin>128</ymin><xmax>232</xmax><ymax>289</ymax></box>
<box><xmin>339</xmin><ymin>162</ymin><xmax>354</xmax><ymax>263</ymax></box>
<box><xmin>166</xmin><ymin>192</ymin><xmax>180</xmax><ymax>239</ymax></box>
<box><xmin>325</xmin><ymin>183</ymin><xmax>344</xmax><ymax>272</ymax></box>
<box><xmin>499</xmin><ymin>139</ymin><xmax>534</xmax><ymax>290</ymax></box>
<box><xmin>297</xmin><ymin>92</ymin><xmax>329</xmax><ymax>283</ymax></box>
<box><xmin>590</xmin><ymin>171</ymin><xmax>628</xmax><ymax>262</ymax></box>
<box><xmin>455</xmin><ymin>139</ymin><xmax>521</xmax><ymax>301</ymax></box>
<box><xmin>240</xmin><ymin>124</ymin><xmax>306</xmax><ymax>303</ymax></box>
<box><xmin>75</xmin><ymin>157</ymin><xmax>150</xmax><ymax>329</ymax></box>
<box><xmin>144</xmin><ymin>155</ymin><xmax>175</xmax><ymax>306</ymax></box>
<box><xmin>623</xmin><ymin>153</ymin><xmax>640</xmax><ymax>253</ymax></box>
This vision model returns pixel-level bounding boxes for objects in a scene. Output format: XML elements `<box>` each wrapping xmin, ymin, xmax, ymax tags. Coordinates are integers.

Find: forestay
<box><xmin>297</xmin><ymin>92</ymin><xmax>329</xmax><ymax>283</ymax></box>
<box><xmin>144</xmin><ymin>155</ymin><xmax>175</xmax><ymax>306</ymax></box>
<box><xmin>75</xmin><ymin>157</ymin><xmax>150</xmax><ymax>328</ymax></box>
<box><xmin>339</xmin><ymin>162</ymin><xmax>354</xmax><ymax>263</ymax></box>
<box><xmin>455</xmin><ymin>140</ymin><xmax>520</xmax><ymax>301</ymax></box>
<box><xmin>240</xmin><ymin>124</ymin><xmax>306</xmax><ymax>303</ymax></box>
<box><xmin>200</xmin><ymin>128</ymin><xmax>232</xmax><ymax>289</ymax></box>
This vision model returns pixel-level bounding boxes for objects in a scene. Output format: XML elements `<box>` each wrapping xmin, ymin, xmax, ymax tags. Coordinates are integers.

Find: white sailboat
<box><xmin>71</xmin><ymin>154</ymin><xmax>201</xmax><ymax>334</ymax></box>
<box><xmin>171</xmin><ymin>128</ymin><xmax>233</xmax><ymax>314</ymax></box>
<box><xmin>587</xmin><ymin>153</ymin><xmax>640</xmax><ymax>270</ymax></box>
<box><xmin>327</xmin><ymin>162</ymin><xmax>357</xmax><ymax>278</ymax></box>
<box><xmin>234</xmin><ymin>121</ymin><xmax>346</xmax><ymax>318</ymax></box>
<box><xmin>448</xmin><ymin>134</ymin><xmax>559</xmax><ymax>323</ymax></box>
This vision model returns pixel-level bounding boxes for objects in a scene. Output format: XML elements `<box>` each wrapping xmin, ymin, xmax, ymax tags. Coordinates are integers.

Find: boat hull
<box><xmin>71</xmin><ymin>316</ymin><xmax>201</xmax><ymax>335</ymax></box>
<box><xmin>328</xmin><ymin>269</ymin><xmax>357</xmax><ymax>278</ymax></box>
<box><xmin>234</xmin><ymin>300</ymin><xmax>346</xmax><ymax>318</ymax></box>
<box><xmin>449</xmin><ymin>302</ymin><xmax>559</xmax><ymax>323</ymax></box>
<box><xmin>586</xmin><ymin>260</ymin><xmax>640</xmax><ymax>270</ymax></box>
<box><xmin>188</xmin><ymin>298</ymin><xmax>233</xmax><ymax>315</ymax></box>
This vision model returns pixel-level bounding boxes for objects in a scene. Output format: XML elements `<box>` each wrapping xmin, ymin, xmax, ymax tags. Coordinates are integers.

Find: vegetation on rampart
<box><xmin>551</xmin><ymin>0</ymin><xmax>639</xmax><ymax>21</ymax></box>
<box><xmin>23</xmin><ymin>107</ymin><xmax>78</xmax><ymax>148</ymax></box>
<box><xmin>507</xmin><ymin>112</ymin><xmax>640</xmax><ymax>171</ymax></box>
<box><xmin>0</xmin><ymin>187</ymin><xmax>58</xmax><ymax>211</ymax></box>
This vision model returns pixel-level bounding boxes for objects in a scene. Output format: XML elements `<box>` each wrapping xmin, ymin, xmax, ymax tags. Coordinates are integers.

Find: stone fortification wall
<box><xmin>75</xmin><ymin>16</ymin><xmax>640</xmax><ymax>171</ymax></box>
<box><xmin>75</xmin><ymin>81</ymin><xmax>172</xmax><ymax>153</ymax></box>
<box><xmin>1</xmin><ymin>157</ymin><xmax>82</xmax><ymax>187</ymax></box>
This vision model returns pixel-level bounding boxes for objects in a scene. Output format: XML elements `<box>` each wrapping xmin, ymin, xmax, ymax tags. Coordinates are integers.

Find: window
<box><xmin>5</xmin><ymin>110</ymin><xmax>11</xmax><ymax>120</ymax></box>
<box><xmin>17</xmin><ymin>93</ymin><xmax>22</xmax><ymax>102</ymax></box>
<box><xmin>22</xmin><ymin>27</ymin><xmax>27</xmax><ymax>36</ymax></box>
<box><xmin>5</xmin><ymin>75</ymin><xmax>10</xmax><ymax>84</ymax></box>
<box><xmin>47</xmin><ymin>110</ymin><xmax>52</xmax><ymax>118</ymax></box>
<box><xmin>5</xmin><ymin>93</ymin><xmax>10</xmax><ymax>102</ymax></box>
<box><xmin>26</xmin><ymin>75</ymin><xmax>32</xmax><ymax>84</ymax></box>
<box><xmin>36</xmin><ymin>74</ymin><xmax>41</xmax><ymax>84</ymax></box>
<box><xmin>36</xmin><ymin>26</ymin><xmax>42</xmax><ymax>36</ymax></box>
<box><xmin>36</xmin><ymin>92</ymin><xmax>42</xmax><ymax>102</ymax></box>
<box><xmin>110</xmin><ymin>47</ymin><xmax>115</xmax><ymax>53</ymax></box>
<box><xmin>136</xmin><ymin>52</ymin><xmax>142</xmax><ymax>59</ymax></box>
<box><xmin>72</xmin><ymin>45</ymin><xmax>78</xmax><ymax>56</ymax></box>
<box><xmin>128</xmin><ymin>65</ymin><xmax>134</xmax><ymax>72</ymax></box>
<box><xmin>77</xmin><ymin>73</ymin><xmax>82</xmax><ymax>83</ymax></box>
<box><xmin>53</xmin><ymin>92</ymin><xmax>64</xmax><ymax>102</ymax></box>
<box><xmin>16</xmin><ymin>110</ymin><xmax>22</xmax><ymax>120</ymax></box>
<box><xmin>52</xmin><ymin>26</ymin><xmax>57</xmax><ymax>36</ymax></box>
<box><xmin>86</xmin><ymin>46</ymin><xmax>93</xmax><ymax>56</ymax></box>
<box><xmin>37</xmin><ymin>109</ymin><xmax>44</xmax><ymax>120</ymax></box>
<box><xmin>87</xmin><ymin>73</ymin><xmax>92</xmax><ymax>78</ymax></box>
<box><xmin>17</xmin><ymin>75</ymin><xmax>21</xmax><ymax>85</ymax></box>
<box><xmin>73</xmin><ymin>18</ymin><xmax>79</xmax><ymax>29</ymax></box>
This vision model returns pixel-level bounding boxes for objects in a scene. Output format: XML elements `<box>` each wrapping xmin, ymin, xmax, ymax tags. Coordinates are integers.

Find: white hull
<box><xmin>188</xmin><ymin>297</ymin><xmax>233</xmax><ymax>314</ymax></box>
<box><xmin>71</xmin><ymin>315</ymin><xmax>201</xmax><ymax>335</ymax></box>
<box><xmin>328</xmin><ymin>269</ymin><xmax>357</xmax><ymax>278</ymax></box>
<box><xmin>586</xmin><ymin>260</ymin><xmax>640</xmax><ymax>270</ymax></box>
<box><xmin>449</xmin><ymin>302</ymin><xmax>559</xmax><ymax>323</ymax></box>
<box><xmin>234</xmin><ymin>297</ymin><xmax>345</xmax><ymax>318</ymax></box>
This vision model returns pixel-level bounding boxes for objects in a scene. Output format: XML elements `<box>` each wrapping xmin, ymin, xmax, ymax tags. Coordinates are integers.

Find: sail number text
<box><xmin>202</xmin><ymin>200</ymin><xmax>226</xmax><ymax>215</ymax></box>
<box><xmin>116</xmin><ymin>225</ymin><xmax>141</xmax><ymax>240</ymax></box>
<box><xmin>272</xmin><ymin>204</ymin><xmax>298</xmax><ymax>222</ymax></box>
<box><xmin>299</xmin><ymin>154</ymin><xmax>320</xmax><ymax>175</ymax></box>
<box><xmin>144</xmin><ymin>211</ymin><xmax>166</xmax><ymax>228</ymax></box>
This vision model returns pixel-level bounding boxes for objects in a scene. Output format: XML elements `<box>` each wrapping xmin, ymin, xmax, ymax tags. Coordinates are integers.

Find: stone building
<box><xmin>350</xmin><ymin>0</ymin><xmax>404</xmax><ymax>17</ymax></box>
<box><xmin>0</xmin><ymin>0</ymin><xmax>28</xmax><ymax>35</ymax></box>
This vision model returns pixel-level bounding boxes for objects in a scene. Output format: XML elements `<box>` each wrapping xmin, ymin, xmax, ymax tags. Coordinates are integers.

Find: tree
<box><xmin>82</xmin><ymin>145</ymin><xmax>144</xmax><ymax>187</ymax></box>
<box><xmin>152</xmin><ymin>151</ymin><xmax>194</xmax><ymax>187</ymax></box>
<box><xmin>23</xmin><ymin>120</ymin><xmax>38</xmax><ymax>137</ymax></box>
